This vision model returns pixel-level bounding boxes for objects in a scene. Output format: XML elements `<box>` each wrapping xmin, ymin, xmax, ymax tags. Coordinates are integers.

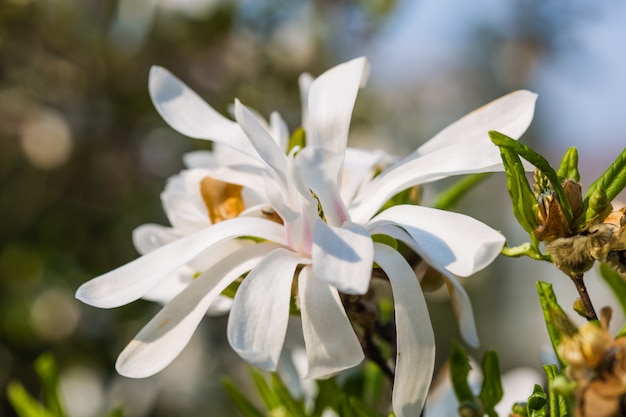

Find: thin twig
<box><xmin>570</xmin><ymin>273</ymin><xmax>598</xmax><ymax>321</ymax></box>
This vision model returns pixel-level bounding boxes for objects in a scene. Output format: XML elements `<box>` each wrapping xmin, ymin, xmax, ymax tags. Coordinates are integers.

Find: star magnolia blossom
<box><xmin>76</xmin><ymin>57</ymin><xmax>537</xmax><ymax>417</ymax></box>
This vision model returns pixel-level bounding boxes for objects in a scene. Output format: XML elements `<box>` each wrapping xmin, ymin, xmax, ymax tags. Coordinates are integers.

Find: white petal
<box><xmin>227</xmin><ymin>248</ymin><xmax>308</xmax><ymax>371</ymax></box>
<box><xmin>299</xmin><ymin>72</ymin><xmax>314</xmax><ymax>128</ymax></box>
<box><xmin>350</xmin><ymin>142</ymin><xmax>509</xmax><ymax>222</ymax></box>
<box><xmin>132</xmin><ymin>224</ymin><xmax>181</xmax><ymax>255</ymax></box>
<box><xmin>76</xmin><ymin>218</ymin><xmax>287</xmax><ymax>308</ymax></box>
<box><xmin>148</xmin><ymin>66</ymin><xmax>256</xmax><ymax>156</ymax></box>
<box><xmin>298</xmin><ymin>266</ymin><xmax>364</xmax><ymax>379</ymax></box>
<box><xmin>296</xmin><ymin>147</ymin><xmax>349</xmax><ymax>226</ymax></box>
<box><xmin>416</xmin><ymin>90</ymin><xmax>537</xmax><ymax>155</ymax></box>
<box><xmin>373</xmin><ymin>243</ymin><xmax>435</xmax><ymax>417</ymax></box>
<box><xmin>312</xmin><ymin>219</ymin><xmax>373</xmax><ymax>295</ymax></box>
<box><xmin>306</xmin><ymin>57</ymin><xmax>369</xmax><ymax>154</ymax></box>
<box><xmin>269</xmin><ymin>111</ymin><xmax>289</xmax><ymax>152</ymax></box>
<box><xmin>234</xmin><ymin>99</ymin><xmax>289</xmax><ymax>189</ymax></box>
<box><xmin>341</xmin><ymin>148</ymin><xmax>391</xmax><ymax>204</ymax></box>
<box><xmin>369</xmin><ymin>205</ymin><xmax>505</xmax><ymax>277</ymax></box>
<box><xmin>115</xmin><ymin>243</ymin><xmax>277</xmax><ymax>378</ymax></box>
<box><xmin>443</xmin><ymin>274</ymin><xmax>479</xmax><ymax>347</ymax></box>
<box><xmin>367</xmin><ymin>223</ymin><xmax>479</xmax><ymax>347</ymax></box>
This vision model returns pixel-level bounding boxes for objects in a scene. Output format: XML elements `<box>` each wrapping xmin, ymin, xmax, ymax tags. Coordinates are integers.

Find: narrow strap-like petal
<box><xmin>296</xmin><ymin>147</ymin><xmax>350</xmax><ymax>226</ymax></box>
<box><xmin>132</xmin><ymin>224</ymin><xmax>180</xmax><ymax>255</ymax></box>
<box><xmin>369</xmin><ymin>205</ymin><xmax>505</xmax><ymax>277</ymax></box>
<box><xmin>76</xmin><ymin>217</ymin><xmax>287</xmax><ymax>308</ymax></box>
<box><xmin>416</xmin><ymin>90</ymin><xmax>537</xmax><ymax>156</ymax></box>
<box><xmin>350</xmin><ymin>142</ymin><xmax>509</xmax><ymax>222</ymax></box>
<box><xmin>367</xmin><ymin>223</ymin><xmax>480</xmax><ymax>347</ymax></box>
<box><xmin>115</xmin><ymin>242</ymin><xmax>278</xmax><ymax>378</ymax></box>
<box><xmin>374</xmin><ymin>243</ymin><xmax>435</xmax><ymax>417</ymax></box>
<box><xmin>298</xmin><ymin>266</ymin><xmax>364</xmax><ymax>379</ymax></box>
<box><xmin>312</xmin><ymin>219</ymin><xmax>373</xmax><ymax>295</ymax></box>
<box><xmin>227</xmin><ymin>248</ymin><xmax>309</xmax><ymax>371</ymax></box>
<box><xmin>149</xmin><ymin>66</ymin><xmax>255</xmax><ymax>156</ymax></box>
<box><xmin>306</xmin><ymin>57</ymin><xmax>369</xmax><ymax>155</ymax></box>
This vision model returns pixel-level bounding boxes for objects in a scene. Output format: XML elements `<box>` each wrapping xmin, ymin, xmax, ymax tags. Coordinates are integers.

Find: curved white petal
<box><xmin>312</xmin><ymin>219</ymin><xmax>373</xmax><ymax>295</ymax></box>
<box><xmin>297</xmin><ymin>147</ymin><xmax>349</xmax><ymax>226</ymax></box>
<box><xmin>443</xmin><ymin>274</ymin><xmax>479</xmax><ymax>347</ymax></box>
<box><xmin>299</xmin><ymin>72</ymin><xmax>314</xmax><ymax>128</ymax></box>
<box><xmin>269</xmin><ymin>111</ymin><xmax>289</xmax><ymax>152</ymax></box>
<box><xmin>234</xmin><ymin>100</ymin><xmax>289</xmax><ymax>190</ymax></box>
<box><xmin>373</xmin><ymin>243</ymin><xmax>435</xmax><ymax>417</ymax></box>
<box><xmin>148</xmin><ymin>66</ymin><xmax>255</xmax><ymax>156</ymax></box>
<box><xmin>306</xmin><ymin>57</ymin><xmax>369</xmax><ymax>154</ymax></box>
<box><xmin>351</xmin><ymin>142</ymin><xmax>509</xmax><ymax>222</ymax></box>
<box><xmin>115</xmin><ymin>243</ymin><xmax>277</xmax><ymax>378</ymax></box>
<box><xmin>416</xmin><ymin>90</ymin><xmax>537</xmax><ymax>155</ymax></box>
<box><xmin>298</xmin><ymin>266</ymin><xmax>364</xmax><ymax>379</ymax></box>
<box><xmin>367</xmin><ymin>223</ymin><xmax>480</xmax><ymax>347</ymax></box>
<box><xmin>369</xmin><ymin>205</ymin><xmax>505</xmax><ymax>277</ymax></box>
<box><xmin>76</xmin><ymin>218</ymin><xmax>287</xmax><ymax>308</ymax></box>
<box><xmin>341</xmin><ymin>148</ymin><xmax>391</xmax><ymax>204</ymax></box>
<box><xmin>132</xmin><ymin>224</ymin><xmax>181</xmax><ymax>255</ymax></box>
<box><xmin>227</xmin><ymin>248</ymin><xmax>308</xmax><ymax>371</ymax></box>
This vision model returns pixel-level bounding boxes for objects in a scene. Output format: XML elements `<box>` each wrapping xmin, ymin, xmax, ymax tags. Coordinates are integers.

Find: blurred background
<box><xmin>1</xmin><ymin>0</ymin><xmax>626</xmax><ymax>416</ymax></box>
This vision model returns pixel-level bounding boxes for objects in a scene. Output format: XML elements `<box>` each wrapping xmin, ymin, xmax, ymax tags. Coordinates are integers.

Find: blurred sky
<box><xmin>363</xmin><ymin>0</ymin><xmax>626</xmax><ymax>182</ymax></box>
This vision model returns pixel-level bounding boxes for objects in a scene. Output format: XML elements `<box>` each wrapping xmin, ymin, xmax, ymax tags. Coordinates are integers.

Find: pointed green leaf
<box><xmin>288</xmin><ymin>127</ymin><xmax>306</xmax><ymax>152</ymax></box>
<box><xmin>449</xmin><ymin>341</ymin><xmax>476</xmax><ymax>404</ymax></box>
<box><xmin>478</xmin><ymin>351</ymin><xmax>503</xmax><ymax>417</ymax></box>
<box><xmin>222</xmin><ymin>378</ymin><xmax>266</xmax><ymax>417</ymax></box>
<box><xmin>248</xmin><ymin>367</ymin><xmax>281</xmax><ymax>411</ymax></box>
<box><xmin>349</xmin><ymin>397</ymin><xmax>385</xmax><ymax>417</ymax></box>
<box><xmin>498</xmin><ymin>146</ymin><xmax>538</xmax><ymax>233</ymax></box>
<box><xmin>34</xmin><ymin>354</ymin><xmax>67</xmax><ymax>417</ymax></box>
<box><xmin>490</xmin><ymin>131</ymin><xmax>573</xmax><ymax>224</ymax></box>
<box><xmin>270</xmin><ymin>373</ymin><xmax>307</xmax><ymax>417</ymax></box>
<box><xmin>599</xmin><ymin>262</ymin><xmax>626</xmax><ymax>317</ymax></box>
<box><xmin>526</xmin><ymin>384</ymin><xmax>547</xmax><ymax>417</ymax></box>
<box><xmin>543</xmin><ymin>364</ymin><xmax>569</xmax><ymax>417</ymax></box>
<box><xmin>583</xmin><ymin>148</ymin><xmax>626</xmax><ymax>223</ymax></box>
<box><xmin>536</xmin><ymin>282</ymin><xmax>577</xmax><ymax>367</ymax></box>
<box><xmin>433</xmin><ymin>173</ymin><xmax>491</xmax><ymax>210</ymax></box>
<box><xmin>7</xmin><ymin>381</ymin><xmax>56</xmax><ymax>417</ymax></box>
<box><xmin>581</xmin><ymin>187</ymin><xmax>612</xmax><ymax>227</ymax></box>
<box><xmin>556</xmin><ymin>147</ymin><xmax>580</xmax><ymax>182</ymax></box>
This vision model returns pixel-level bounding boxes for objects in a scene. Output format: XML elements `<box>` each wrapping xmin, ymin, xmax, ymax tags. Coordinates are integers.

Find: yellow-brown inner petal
<box><xmin>200</xmin><ymin>177</ymin><xmax>245</xmax><ymax>223</ymax></box>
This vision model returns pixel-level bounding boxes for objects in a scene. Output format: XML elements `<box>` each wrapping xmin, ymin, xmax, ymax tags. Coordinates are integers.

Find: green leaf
<box><xmin>581</xmin><ymin>187</ymin><xmax>611</xmax><ymax>227</ymax></box>
<box><xmin>349</xmin><ymin>397</ymin><xmax>385</xmax><ymax>417</ymax></box>
<box><xmin>34</xmin><ymin>353</ymin><xmax>67</xmax><ymax>417</ymax></box>
<box><xmin>490</xmin><ymin>131</ymin><xmax>573</xmax><ymax>225</ymax></box>
<box><xmin>498</xmin><ymin>146</ymin><xmax>538</xmax><ymax>233</ymax></box>
<box><xmin>526</xmin><ymin>384</ymin><xmax>548</xmax><ymax>417</ymax></box>
<box><xmin>616</xmin><ymin>323</ymin><xmax>626</xmax><ymax>339</ymax></box>
<box><xmin>449</xmin><ymin>341</ymin><xmax>476</xmax><ymax>404</ymax></box>
<box><xmin>599</xmin><ymin>262</ymin><xmax>626</xmax><ymax>316</ymax></box>
<box><xmin>501</xmin><ymin>243</ymin><xmax>548</xmax><ymax>261</ymax></box>
<box><xmin>478</xmin><ymin>351</ymin><xmax>503</xmax><ymax>417</ymax></box>
<box><xmin>7</xmin><ymin>381</ymin><xmax>56</xmax><ymax>417</ymax></box>
<box><xmin>433</xmin><ymin>173</ymin><xmax>491</xmax><ymax>210</ymax></box>
<box><xmin>556</xmin><ymin>147</ymin><xmax>580</xmax><ymax>182</ymax></box>
<box><xmin>248</xmin><ymin>368</ymin><xmax>281</xmax><ymax>411</ymax></box>
<box><xmin>222</xmin><ymin>378</ymin><xmax>266</xmax><ymax>417</ymax></box>
<box><xmin>543</xmin><ymin>364</ymin><xmax>569</xmax><ymax>417</ymax></box>
<box><xmin>270</xmin><ymin>373</ymin><xmax>307</xmax><ymax>417</ymax></box>
<box><xmin>312</xmin><ymin>379</ymin><xmax>339</xmax><ymax>417</ymax></box>
<box><xmin>583</xmin><ymin>148</ymin><xmax>626</xmax><ymax>223</ymax></box>
<box><xmin>536</xmin><ymin>282</ymin><xmax>577</xmax><ymax>367</ymax></box>
<box><xmin>288</xmin><ymin>127</ymin><xmax>306</xmax><ymax>152</ymax></box>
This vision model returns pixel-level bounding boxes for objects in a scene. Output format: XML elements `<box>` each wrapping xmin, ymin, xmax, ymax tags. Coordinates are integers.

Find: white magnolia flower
<box><xmin>76</xmin><ymin>57</ymin><xmax>537</xmax><ymax>417</ymax></box>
